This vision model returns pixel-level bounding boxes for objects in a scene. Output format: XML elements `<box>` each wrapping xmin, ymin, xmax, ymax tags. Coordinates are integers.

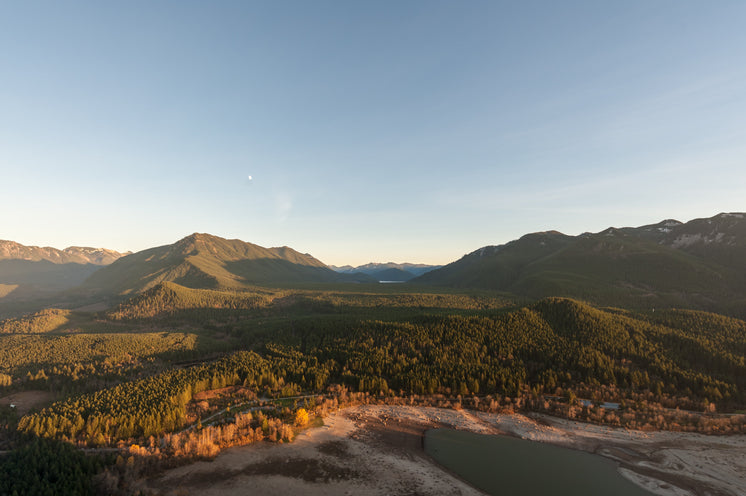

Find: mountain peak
<box><xmin>83</xmin><ymin>233</ymin><xmax>341</xmax><ymax>295</ymax></box>
<box><xmin>177</xmin><ymin>232</ymin><xmax>219</xmax><ymax>246</ymax></box>
<box><xmin>647</xmin><ymin>219</ymin><xmax>683</xmax><ymax>234</ymax></box>
<box><xmin>520</xmin><ymin>230</ymin><xmax>565</xmax><ymax>239</ymax></box>
<box><xmin>715</xmin><ymin>212</ymin><xmax>745</xmax><ymax>219</ymax></box>
<box><xmin>660</xmin><ymin>219</ymin><xmax>683</xmax><ymax>226</ymax></box>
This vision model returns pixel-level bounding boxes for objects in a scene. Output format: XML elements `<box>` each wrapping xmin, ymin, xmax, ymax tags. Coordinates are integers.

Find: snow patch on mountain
<box><xmin>671</xmin><ymin>234</ymin><xmax>702</xmax><ymax>248</ymax></box>
<box><xmin>0</xmin><ymin>240</ymin><xmax>127</xmax><ymax>265</ymax></box>
<box><xmin>671</xmin><ymin>232</ymin><xmax>728</xmax><ymax>248</ymax></box>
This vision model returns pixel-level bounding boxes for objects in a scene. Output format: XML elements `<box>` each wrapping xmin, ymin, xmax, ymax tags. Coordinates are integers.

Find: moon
<box><xmin>248</xmin><ymin>175</ymin><xmax>253</xmax><ymax>181</ymax></box>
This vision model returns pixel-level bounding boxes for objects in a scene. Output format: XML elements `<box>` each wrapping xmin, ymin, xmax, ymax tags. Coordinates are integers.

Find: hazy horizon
<box><xmin>3</xmin><ymin>1</ymin><xmax>745</xmax><ymax>266</ymax></box>
<box><xmin>2</xmin><ymin>210</ymin><xmax>743</xmax><ymax>268</ymax></box>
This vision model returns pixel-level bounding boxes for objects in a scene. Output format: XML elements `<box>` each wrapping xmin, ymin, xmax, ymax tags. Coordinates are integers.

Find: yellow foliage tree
<box><xmin>294</xmin><ymin>408</ymin><xmax>309</xmax><ymax>427</ymax></box>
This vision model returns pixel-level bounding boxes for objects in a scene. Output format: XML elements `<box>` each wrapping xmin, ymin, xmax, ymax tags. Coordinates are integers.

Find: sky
<box><xmin>2</xmin><ymin>1</ymin><xmax>746</xmax><ymax>266</ymax></box>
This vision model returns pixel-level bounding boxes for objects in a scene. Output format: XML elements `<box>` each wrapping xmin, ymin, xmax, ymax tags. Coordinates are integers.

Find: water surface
<box><xmin>424</xmin><ymin>429</ymin><xmax>652</xmax><ymax>496</ymax></box>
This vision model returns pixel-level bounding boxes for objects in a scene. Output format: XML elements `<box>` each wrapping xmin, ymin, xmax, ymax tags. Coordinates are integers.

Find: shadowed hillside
<box><xmin>414</xmin><ymin>213</ymin><xmax>746</xmax><ymax>314</ymax></box>
<box><xmin>0</xmin><ymin>241</ymin><xmax>128</xmax><ymax>303</ymax></box>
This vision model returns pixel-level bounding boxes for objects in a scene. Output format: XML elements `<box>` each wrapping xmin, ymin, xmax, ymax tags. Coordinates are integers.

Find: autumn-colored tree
<box><xmin>294</xmin><ymin>408</ymin><xmax>309</xmax><ymax>427</ymax></box>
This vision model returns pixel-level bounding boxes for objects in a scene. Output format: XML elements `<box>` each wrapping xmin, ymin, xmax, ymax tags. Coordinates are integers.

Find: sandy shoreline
<box><xmin>476</xmin><ymin>410</ymin><xmax>746</xmax><ymax>496</ymax></box>
<box><xmin>148</xmin><ymin>405</ymin><xmax>746</xmax><ymax>496</ymax></box>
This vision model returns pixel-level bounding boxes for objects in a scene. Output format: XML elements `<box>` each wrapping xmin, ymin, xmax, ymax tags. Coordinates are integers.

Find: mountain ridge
<box><xmin>414</xmin><ymin>212</ymin><xmax>746</xmax><ymax>314</ymax></box>
<box><xmin>330</xmin><ymin>262</ymin><xmax>441</xmax><ymax>281</ymax></box>
<box><xmin>0</xmin><ymin>240</ymin><xmax>130</xmax><ymax>302</ymax></box>
<box><xmin>0</xmin><ymin>240</ymin><xmax>129</xmax><ymax>265</ymax></box>
<box><xmin>83</xmin><ymin>232</ymin><xmax>357</xmax><ymax>295</ymax></box>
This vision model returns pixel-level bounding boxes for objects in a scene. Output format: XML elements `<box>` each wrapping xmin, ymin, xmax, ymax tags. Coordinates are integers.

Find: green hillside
<box><xmin>83</xmin><ymin>233</ymin><xmax>347</xmax><ymax>296</ymax></box>
<box><xmin>414</xmin><ymin>213</ymin><xmax>746</xmax><ymax>314</ymax></box>
<box><xmin>415</xmin><ymin>231</ymin><xmax>574</xmax><ymax>288</ymax></box>
<box><xmin>13</xmin><ymin>294</ymin><xmax>746</xmax><ymax>449</ymax></box>
<box><xmin>106</xmin><ymin>281</ymin><xmax>271</xmax><ymax>320</ymax></box>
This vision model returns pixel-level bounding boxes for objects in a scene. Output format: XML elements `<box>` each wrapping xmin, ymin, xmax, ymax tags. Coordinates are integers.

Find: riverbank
<box><xmin>147</xmin><ymin>405</ymin><xmax>746</xmax><ymax>496</ymax></box>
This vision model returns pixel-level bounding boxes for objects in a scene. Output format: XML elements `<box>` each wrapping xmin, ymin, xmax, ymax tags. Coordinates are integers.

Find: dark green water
<box><xmin>424</xmin><ymin>429</ymin><xmax>653</xmax><ymax>496</ymax></box>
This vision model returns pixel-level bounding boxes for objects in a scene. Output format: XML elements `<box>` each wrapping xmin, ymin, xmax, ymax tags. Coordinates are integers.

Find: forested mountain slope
<box><xmin>82</xmin><ymin>233</ymin><xmax>352</xmax><ymax>296</ymax></box>
<box><xmin>11</xmin><ymin>294</ymin><xmax>745</xmax><ymax>448</ymax></box>
<box><xmin>415</xmin><ymin>213</ymin><xmax>746</xmax><ymax>314</ymax></box>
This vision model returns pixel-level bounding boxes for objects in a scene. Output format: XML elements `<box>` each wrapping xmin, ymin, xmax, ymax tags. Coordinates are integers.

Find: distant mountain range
<box><xmin>329</xmin><ymin>262</ymin><xmax>441</xmax><ymax>282</ymax></box>
<box><xmin>0</xmin><ymin>240</ymin><xmax>130</xmax><ymax>301</ymax></box>
<box><xmin>3</xmin><ymin>212</ymin><xmax>746</xmax><ymax>314</ymax></box>
<box><xmin>0</xmin><ymin>240</ymin><xmax>127</xmax><ymax>265</ymax></box>
<box><xmin>414</xmin><ymin>212</ymin><xmax>746</xmax><ymax>313</ymax></box>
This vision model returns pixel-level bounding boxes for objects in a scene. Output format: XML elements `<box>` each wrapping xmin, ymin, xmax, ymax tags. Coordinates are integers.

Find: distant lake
<box><xmin>424</xmin><ymin>429</ymin><xmax>652</xmax><ymax>496</ymax></box>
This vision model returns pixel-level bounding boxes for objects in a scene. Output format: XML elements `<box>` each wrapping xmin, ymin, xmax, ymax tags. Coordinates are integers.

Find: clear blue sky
<box><xmin>2</xmin><ymin>1</ymin><xmax>745</xmax><ymax>266</ymax></box>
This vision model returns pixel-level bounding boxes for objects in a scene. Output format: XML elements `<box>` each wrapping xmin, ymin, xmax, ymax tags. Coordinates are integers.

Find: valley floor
<box><xmin>146</xmin><ymin>405</ymin><xmax>746</xmax><ymax>496</ymax></box>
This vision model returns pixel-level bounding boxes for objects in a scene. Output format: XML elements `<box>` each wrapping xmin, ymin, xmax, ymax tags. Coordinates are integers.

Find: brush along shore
<box><xmin>144</xmin><ymin>404</ymin><xmax>745</xmax><ymax>496</ymax></box>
